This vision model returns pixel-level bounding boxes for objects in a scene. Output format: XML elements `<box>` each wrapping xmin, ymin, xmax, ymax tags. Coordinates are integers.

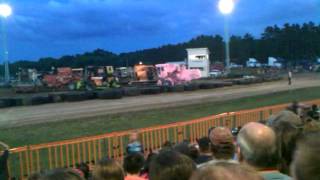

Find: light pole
<box><xmin>218</xmin><ymin>0</ymin><xmax>234</xmax><ymax>74</ymax></box>
<box><xmin>0</xmin><ymin>3</ymin><xmax>12</xmax><ymax>84</ymax></box>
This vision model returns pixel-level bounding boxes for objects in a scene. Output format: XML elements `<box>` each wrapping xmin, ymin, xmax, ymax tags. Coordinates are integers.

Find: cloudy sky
<box><xmin>1</xmin><ymin>0</ymin><xmax>319</xmax><ymax>61</ymax></box>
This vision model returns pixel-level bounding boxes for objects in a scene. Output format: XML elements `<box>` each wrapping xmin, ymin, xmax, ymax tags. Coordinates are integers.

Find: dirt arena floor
<box><xmin>0</xmin><ymin>73</ymin><xmax>319</xmax><ymax>128</ymax></box>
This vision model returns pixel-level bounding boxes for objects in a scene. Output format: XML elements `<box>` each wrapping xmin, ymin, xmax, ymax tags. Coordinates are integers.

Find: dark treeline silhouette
<box><xmin>1</xmin><ymin>22</ymin><xmax>320</xmax><ymax>75</ymax></box>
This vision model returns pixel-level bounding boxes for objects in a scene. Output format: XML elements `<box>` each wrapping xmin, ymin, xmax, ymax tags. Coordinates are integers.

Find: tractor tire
<box><xmin>0</xmin><ymin>98</ymin><xmax>17</xmax><ymax>108</ymax></box>
<box><xmin>122</xmin><ymin>87</ymin><xmax>141</xmax><ymax>96</ymax></box>
<box><xmin>167</xmin><ymin>85</ymin><xmax>184</xmax><ymax>92</ymax></box>
<box><xmin>139</xmin><ymin>86</ymin><xmax>161</xmax><ymax>95</ymax></box>
<box><xmin>184</xmin><ymin>84</ymin><xmax>195</xmax><ymax>91</ymax></box>
<box><xmin>159</xmin><ymin>85</ymin><xmax>170</xmax><ymax>93</ymax></box>
<box><xmin>232</xmin><ymin>79</ymin><xmax>241</xmax><ymax>85</ymax></box>
<box><xmin>0</xmin><ymin>100</ymin><xmax>6</xmax><ymax>108</ymax></box>
<box><xmin>96</xmin><ymin>89</ymin><xmax>123</xmax><ymax>99</ymax></box>
<box><xmin>61</xmin><ymin>92</ymin><xmax>89</xmax><ymax>102</ymax></box>
<box><xmin>12</xmin><ymin>98</ymin><xmax>24</xmax><ymax>106</ymax></box>
<box><xmin>199</xmin><ymin>83</ymin><xmax>215</xmax><ymax>89</ymax></box>
<box><xmin>242</xmin><ymin>79</ymin><xmax>252</xmax><ymax>85</ymax></box>
<box><xmin>255</xmin><ymin>78</ymin><xmax>263</xmax><ymax>83</ymax></box>
<box><xmin>30</xmin><ymin>96</ymin><xmax>53</xmax><ymax>105</ymax></box>
<box><xmin>221</xmin><ymin>82</ymin><xmax>233</xmax><ymax>86</ymax></box>
<box><xmin>85</xmin><ymin>91</ymin><xmax>97</xmax><ymax>99</ymax></box>
<box><xmin>49</xmin><ymin>93</ymin><xmax>64</xmax><ymax>103</ymax></box>
<box><xmin>213</xmin><ymin>82</ymin><xmax>224</xmax><ymax>88</ymax></box>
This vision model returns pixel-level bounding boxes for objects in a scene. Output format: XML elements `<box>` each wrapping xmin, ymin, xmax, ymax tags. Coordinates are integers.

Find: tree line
<box><xmin>1</xmin><ymin>21</ymin><xmax>320</xmax><ymax>75</ymax></box>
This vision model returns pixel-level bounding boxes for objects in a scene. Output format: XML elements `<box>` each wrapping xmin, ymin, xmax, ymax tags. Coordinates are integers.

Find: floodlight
<box><xmin>0</xmin><ymin>4</ymin><xmax>12</xmax><ymax>18</ymax></box>
<box><xmin>218</xmin><ymin>0</ymin><xmax>234</xmax><ymax>15</ymax></box>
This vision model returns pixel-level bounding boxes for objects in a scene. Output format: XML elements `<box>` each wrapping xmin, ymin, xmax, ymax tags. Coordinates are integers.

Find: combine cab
<box><xmin>115</xmin><ymin>67</ymin><xmax>134</xmax><ymax>85</ymax></box>
<box><xmin>131</xmin><ymin>64</ymin><xmax>158</xmax><ymax>85</ymax></box>
<box><xmin>156</xmin><ymin>63</ymin><xmax>201</xmax><ymax>86</ymax></box>
<box><xmin>86</xmin><ymin>66</ymin><xmax>120</xmax><ymax>90</ymax></box>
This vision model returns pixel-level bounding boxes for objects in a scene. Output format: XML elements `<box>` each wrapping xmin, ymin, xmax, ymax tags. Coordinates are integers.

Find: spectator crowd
<box><xmin>1</xmin><ymin>102</ymin><xmax>320</xmax><ymax>180</ymax></box>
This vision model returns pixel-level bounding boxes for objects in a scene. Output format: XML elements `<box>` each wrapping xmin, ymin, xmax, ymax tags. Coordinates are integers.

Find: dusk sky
<box><xmin>1</xmin><ymin>0</ymin><xmax>319</xmax><ymax>61</ymax></box>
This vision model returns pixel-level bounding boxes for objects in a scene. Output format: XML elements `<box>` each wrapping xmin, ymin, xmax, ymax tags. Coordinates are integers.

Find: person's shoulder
<box><xmin>125</xmin><ymin>175</ymin><xmax>146</xmax><ymax>180</ymax></box>
<box><xmin>261</xmin><ymin>171</ymin><xmax>292</xmax><ymax>180</ymax></box>
<box><xmin>195</xmin><ymin>155</ymin><xmax>212</xmax><ymax>164</ymax></box>
<box><xmin>1</xmin><ymin>150</ymin><xmax>9</xmax><ymax>157</ymax></box>
<box><xmin>197</xmin><ymin>159</ymin><xmax>238</xmax><ymax>168</ymax></box>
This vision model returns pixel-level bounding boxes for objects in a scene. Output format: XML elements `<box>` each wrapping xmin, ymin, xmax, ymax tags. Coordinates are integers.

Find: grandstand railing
<box><xmin>8</xmin><ymin>99</ymin><xmax>320</xmax><ymax>179</ymax></box>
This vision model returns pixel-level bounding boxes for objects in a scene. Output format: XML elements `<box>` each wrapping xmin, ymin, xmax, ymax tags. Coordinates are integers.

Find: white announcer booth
<box><xmin>186</xmin><ymin>48</ymin><xmax>210</xmax><ymax>78</ymax></box>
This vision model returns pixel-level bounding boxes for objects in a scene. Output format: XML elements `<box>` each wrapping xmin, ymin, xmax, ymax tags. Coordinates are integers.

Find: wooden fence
<box><xmin>8</xmin><ymin>99</ymin><xmax>320</xmax><ymax>179</ymax></box>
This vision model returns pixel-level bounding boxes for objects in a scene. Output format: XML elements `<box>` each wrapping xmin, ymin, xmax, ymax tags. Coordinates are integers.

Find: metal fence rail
<box><xmin>8</xmin><ymin>99</ymin><xmax>320</xmax><ymax>179</ymax></box>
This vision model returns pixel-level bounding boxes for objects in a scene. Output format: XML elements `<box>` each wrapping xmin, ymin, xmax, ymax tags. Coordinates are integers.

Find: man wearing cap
<box><xmin>198</xmin><ymin>127</ymin><xmax>236</xmax><ymax>168</ymax></box>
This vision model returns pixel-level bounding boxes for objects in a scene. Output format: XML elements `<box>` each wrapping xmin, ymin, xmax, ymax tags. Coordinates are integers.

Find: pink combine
<box><xmin>156</xmin><ymin>63</ymin><xmax>201</xmax><ymax>86</ymax></box>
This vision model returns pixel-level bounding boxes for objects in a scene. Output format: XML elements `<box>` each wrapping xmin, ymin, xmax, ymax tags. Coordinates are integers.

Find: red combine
<box><xmin>43</xmin><ymin>68</ymin><xmax>83</xmax><ymax>89</ymax></box>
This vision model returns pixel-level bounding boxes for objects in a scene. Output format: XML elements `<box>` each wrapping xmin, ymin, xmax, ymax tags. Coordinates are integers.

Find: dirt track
<box><xmin>0</xmin><ymin>74</ymin><xmax>319</xmax><ymax>128</ymax></box>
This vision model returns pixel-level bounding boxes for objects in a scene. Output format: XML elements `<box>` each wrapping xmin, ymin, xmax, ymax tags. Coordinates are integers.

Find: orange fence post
<box><xmin>71</xmin><ymin>144</ymin><xmax>75</xmax><ymax>168</ymax></box>
<box><xmin>36</xmin><ymin>150</ymin><xmax>40</xmax><ymax>171</ymax></box>
<box><xmin>66</xmin><ymin>145</ymin><xmax>70</xmax><ymax>168</ymax></box>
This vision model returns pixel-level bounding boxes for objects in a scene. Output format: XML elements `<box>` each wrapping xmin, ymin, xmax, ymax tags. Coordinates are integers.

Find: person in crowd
<box><xmin>194</xmin><ymin>137</ymin><xmax>212</xmax><ymax>164</ymax></box>
<box><xmin>28</xmin><ymin>172</ymin><xmax>42</xmax><ymax>180</ymax></box>
<box><xmin>190</xmin><ymin>162</ymin><xmax>263</xmax><ymax>180</ymax></box>
<box><xmin>123</xmin><ymin>153</ymin><xmax>145</xmax><ymax>180</ymax></box>
<box><xmin>291</xmin><ymin>131</ymin><xmax>320</xmax><ymax>180</ymax></box>
<box><xmin>189</xmin><ymin>144</ymin><xmax>200</xmax><ymax>162</ymax></box>
<box><xmin>266</xmin><ymin>110</ymin><xmax>304</xmax><ymax>174</ymax></box>
<box><xmin>198</xmin><ymin>127</ymin><xmax>236</xmax><ymax>168</ymax></box>
<box><xmin>307</xmin><ymin>104</ymin><xmax>320</xmax><ymax>120</ymax></box>
<box><xmin>35</xmin><ymin>168</ymin><xmax>85</xmax><ymax>180</ymax></box>
<box><xmin>209</xmin><ymin>127</ymin><xmax>235</xmax><ymax>160</ymax></box>
<box><xmin>92</xmin><ymin>158</ymin><xmax>125</xmax><ymax>180</ymax></box>
<box><xmin>173</xmin><ymin>141</ymin><xmax>191</xmax><ymax>157</ymax></box>
<box><xmin>140</xmin><ymin>152</ymin><xmax>156</xmax><ymax>179</ymax></box>
<box><xmin>237</xmin><ymin>122</ymin><xmax>291</xmax><ymax>180</ymax></box>
<box><xmin>149</xmin><ymin>150</ymin><xmax>196</xmax><ymax>180</ymax></box>
<box><xmin>173</xmin><ymin>141</ymin><xmax>199</xmax><ymax>161</ymax></box>
<box><xmin>126</xmin><ymin>131</ymin><xmax>144</xmax><ymax>155</ymax></box>
<box><xmin>75</xmin><ymin>162</ymin><xmax>90</xmax><ymax>179</ymax></box>
<box><xmin>0</xmin><ymin>141</ymin><xmax>9</xmax><ymax>180</ymax></box>
<box><xmin>162</xmin><ymin>141</ymin><xmax>173</xmax><ymax>149</ymax></box>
